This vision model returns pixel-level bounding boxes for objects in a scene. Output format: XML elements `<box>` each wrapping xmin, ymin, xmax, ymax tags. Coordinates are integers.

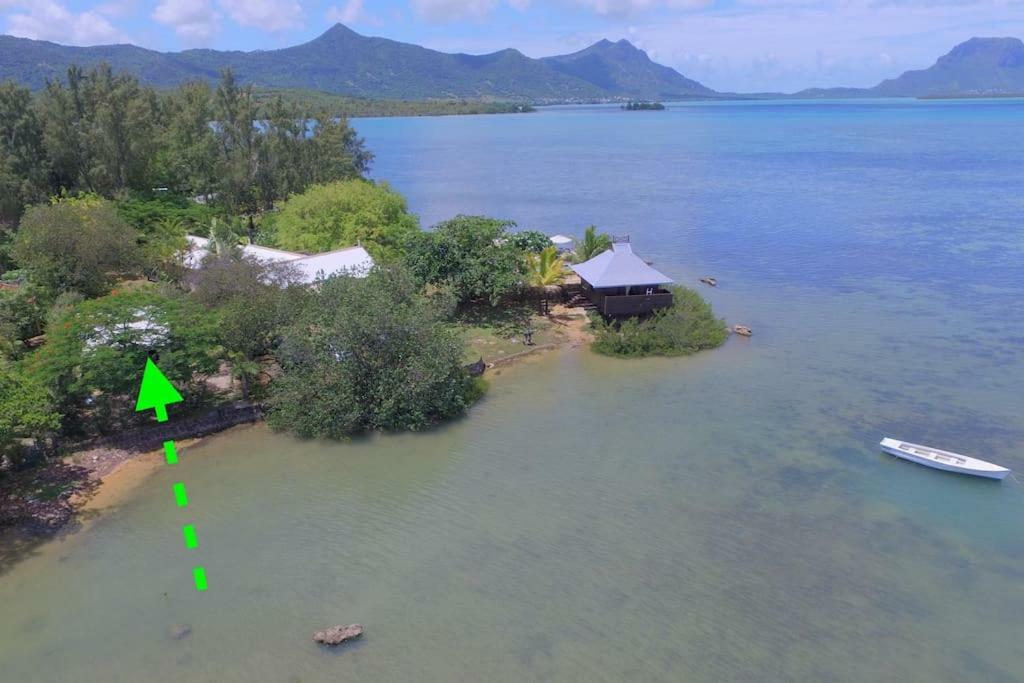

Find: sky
<box><xmin>2</xmin><ymin>0</ymin><xmax>1023</xmax><ymax>92</ymax></box>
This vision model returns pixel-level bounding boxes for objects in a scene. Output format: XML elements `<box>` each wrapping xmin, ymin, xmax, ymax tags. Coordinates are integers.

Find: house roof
<box><xmin>288</xmin><ymin>246</ymin><xmax>374</xmax><ymax>283</ymax></box>
<box><xmin>570</xmin><ymin>241</ymin><xmax>673</xmax><ymax>288</ymax></box>
<box><xmin>184</xmin><ymin>235</ymin><xmax>374</xmax><ymax>283</ymax></box>
<box><xmin>550</xmin><ymin>234</ymin><xmax>575</xmax><ymax>245</ymax></box>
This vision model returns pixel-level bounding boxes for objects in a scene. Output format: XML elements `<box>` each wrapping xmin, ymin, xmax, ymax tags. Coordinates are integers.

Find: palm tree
<box><xmin>228</xmin><ymin>351</ymin><xmax>261</xmax><ymax>401</ymax></box>
<box><xmin>574</xmin><ymin>225</ymin><xmax>612</xmax><ymax>263</ymax></box>
<box><xmin>209</xmin><ymin>217</ymin><xmax>241</xmax><ymax>257</ymax></box>
<box><xmin>525</xmin><ymin>246</ymin><xmax>568</xmax><ymax>314</ymax></box>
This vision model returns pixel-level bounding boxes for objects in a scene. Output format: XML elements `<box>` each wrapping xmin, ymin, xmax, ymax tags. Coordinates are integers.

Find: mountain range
<box><xmin>1</xmin><ymin>25</ymin><xmax>1022</xmax><ymax>101</ymax></box>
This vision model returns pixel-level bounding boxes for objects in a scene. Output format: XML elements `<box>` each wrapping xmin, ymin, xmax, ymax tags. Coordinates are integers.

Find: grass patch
<box><xmin>455</xmin><ymin>302</ymin><xmax>564</xmax><ymax>362</ymax></box>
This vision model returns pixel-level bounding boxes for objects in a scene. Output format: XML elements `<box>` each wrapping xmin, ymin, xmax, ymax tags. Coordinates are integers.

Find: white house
<box><xmin>184</xmin><ymin>235</ymin><xmax>374</xmax><ymax>284</ymax></box>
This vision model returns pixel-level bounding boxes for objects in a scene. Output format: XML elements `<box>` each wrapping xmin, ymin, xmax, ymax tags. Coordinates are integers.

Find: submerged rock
<box><xmin>167</xmin><ymin>624</ymin><xmax>192</xmax><ymax>640</ymax></box>
<box><xmin>313</xmin><ymin>624</ymin><xmax>363</xmax><ymax>647</ymax></box>
<box><xmin>733</xmin><ymin>325</ymin><xmax>753</xmax><ymax>337</ymax></box>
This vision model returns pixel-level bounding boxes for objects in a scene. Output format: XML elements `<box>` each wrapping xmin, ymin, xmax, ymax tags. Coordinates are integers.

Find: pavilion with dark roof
<box><xmin>570</xmin><ymin>236</ymin><xmax>674</xmax><ymax>317</ymax></box>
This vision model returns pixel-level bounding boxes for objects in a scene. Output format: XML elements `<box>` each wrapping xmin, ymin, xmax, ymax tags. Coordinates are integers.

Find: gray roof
<box><xmin>570</xmin><ymin>242</ymin><xmax>673</xmax><ymax>288</ymax></box>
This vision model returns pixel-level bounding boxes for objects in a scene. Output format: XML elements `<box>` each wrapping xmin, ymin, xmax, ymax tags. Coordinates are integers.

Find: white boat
<box><xmin>879</xmin><ymin>438</ymin><xmax>1010</xmax><ymax>480</ymax></box>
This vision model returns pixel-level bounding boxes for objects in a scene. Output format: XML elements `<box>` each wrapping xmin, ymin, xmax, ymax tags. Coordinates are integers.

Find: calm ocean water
<box><xmin>1</xmin><ymin>100</ymin><xmax>1022</xmax><ymax>682</ymax></box>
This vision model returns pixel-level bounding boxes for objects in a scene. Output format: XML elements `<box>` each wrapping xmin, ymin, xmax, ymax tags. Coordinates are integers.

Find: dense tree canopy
<box><xmin>30</xmin><ymin>288</ymin><xmax>222</xmax><ymax>431</ymax></box>
<box><xmin>267</xmin><ymin>266</ymin><xmax>476</xmax><ymax>437</ymax></box>
<box><xmin>508</xmin><ymin>230</ymin><xmax>551</xmax><ymax>254</ymax></box>
<box><xmin>0</xmin><ymin>81</ymin><xmax>48</xmax><ymax>226</ymax></box>
<box><xmin>0</xmin><ymin>66</ymin><xmax>372</xmax><ymax>225</ymax></box>
<box><xmin>272</xmin><ymin>179</ymin><xmax>419</xmax><ymax>260</ymax></box>
<box><xmin>403</xmin><ymin>215</ymin><xmax>523</xmax><ymax>306</ymax></box>
<box><xmin>0</xmin><ymin>361</ymin><xmax>59</xmax><ymax>462</ymax></box>
<box><xmin>12</xmin><ymin>197</ymin><xmax>141</xmax><ymax>297</ymax></box>
<box><xmin>0</xmin><ymin>284</ymin><xmax>46</xmax><ymax>356</ymax></box>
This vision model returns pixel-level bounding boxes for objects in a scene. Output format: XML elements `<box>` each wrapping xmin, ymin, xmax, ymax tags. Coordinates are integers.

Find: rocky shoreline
<box><xmin>0</xmin><ymin>461</ymin><xmax>98</xmax><ymax>536</ymax></box>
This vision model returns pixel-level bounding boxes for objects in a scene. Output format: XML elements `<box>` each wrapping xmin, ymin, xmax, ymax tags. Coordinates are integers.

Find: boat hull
<box><xmin>880</xmin><ymin>439</ymin><xmax>1010</xmax><ymax>480</ymax></box>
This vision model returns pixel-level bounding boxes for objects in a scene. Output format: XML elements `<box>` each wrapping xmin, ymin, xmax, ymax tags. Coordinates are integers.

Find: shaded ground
<box><xmin>458</xmin><ymin>302</ymin><xmax>593</xmax><ymax>365</ymax></box>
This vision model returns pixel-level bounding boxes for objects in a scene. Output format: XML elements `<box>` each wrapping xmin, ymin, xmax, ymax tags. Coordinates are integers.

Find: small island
<box><xmin>622</xmin><ymin>101</ymin><xmax>666</xmax><ymax>111</ymax></box>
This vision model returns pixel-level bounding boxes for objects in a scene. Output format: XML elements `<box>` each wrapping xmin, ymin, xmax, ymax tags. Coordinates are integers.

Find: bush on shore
<box><xmin>591</xmin><ymin>286</ymin><xmax>728</xmax><ymax>358</ymax></box>
<box><xmin>266</xmin><ymin>265</ymin><xmax>479</xmax><ymax>437</ymax></box>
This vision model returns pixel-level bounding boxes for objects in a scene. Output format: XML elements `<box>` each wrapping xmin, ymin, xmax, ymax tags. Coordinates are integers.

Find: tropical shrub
<box><xmin>12</xmin><ymin>197</ymin><xmax>141</xmax><ymax>297</ymax></box>
<box><xmin>0</xmin><ymin>361</ymin><xmax>59</xmax><ymax>466</ymax></box>
<box><xmin>29</xmin><ymin>287</ymin><xmax>222</xmax><ymax>432</ymax></box>
<box><xmin>273</xmin><ymin>179</ymin><xmax>419</xmax><ymax>260</ymax></box>
<box><xmin>591</xmin><ymin>286</ymin><xmax>728</xmax><ymax>357</ymax></box>
<box><xmin>574</xmin><ymin>225</ymin><xmax>612</xmax><ymax>263</ymax></box>
<box><xmin>403</xmin><ymin>215</ymin><xmax>523</xmax><ymax>306</ymax></box>
<box><xmin>508</xmin><ymin>230</ymin><xmax>551</xmax><ymax>253</ymax></box>
<box><xmin>266</xmin><ymin>265</ymin><xmax>476</xmax><ymax>437</ymax></box>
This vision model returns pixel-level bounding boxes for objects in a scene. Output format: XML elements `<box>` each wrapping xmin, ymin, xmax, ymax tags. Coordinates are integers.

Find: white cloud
<box><xmin>153</xmin><ymin>0</ymin><xmax>220</xmax><ymax>43</ymax></box>
<box><xmin>411</xmin><ymin>0</ymin><xmax>499</xmax><ymax>21</ymax></box>
<box><xmin>622</xmin><ymin>0</ymin><xmax>1024</xmax><ymax>92</ymax></box>
<box><xmin>570</xmin><ymin>0</ymin><xmax>710</xmax><ymax>15</ymax></box>
<box><xmin>219</xmin><ymin>0</ymin><xmax>304</xmax><ymax>32</ymax></box>
<box><xmin>326</xmin><ymin>0</ymin><xmax>381</xmax><ymax>25</ymax></box>
<box><xmin>6</xmin><ymin>0</ymin><xmax>129</xmax><ymax>45</ymax></box>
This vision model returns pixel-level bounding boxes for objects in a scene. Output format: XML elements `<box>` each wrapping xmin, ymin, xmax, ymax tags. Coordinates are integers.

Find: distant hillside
<box><xmin>542</xmin><ymin>39</ymin><xmax>714</xmax><ymax>99</ymax></box>
<box><xmin>0</xmin><ymin>24</ymin><xmax>712</xmax><ymax>102</ymax></box>
<box><xmin>3</xmin><ymin>29</ymin><xmax>1021</xmax><ymax>101</ymax></box>
<box><xmin>792</xmin><ymin>37</ymin><xmax>1024</xmax><ymax>98</ymax></box>
<box><xmin>872</xmin><ymin>37</ymin><xmax>1024</xmax><ymax>96</ymax></box>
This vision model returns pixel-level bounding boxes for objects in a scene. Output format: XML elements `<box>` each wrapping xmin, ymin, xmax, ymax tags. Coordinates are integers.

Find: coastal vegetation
<box><xmin>591</xmin><ymin>286</ymin><xmax>728</xmax><ymax>357</ymax></box>
<box><xmin>622</xmin><ymin>102</ymin><xmax>666</xmax><ymax>110</ymax></box>
<box><xmin>253</xmin><ymin>89</ymin><xmax>537</xmax><ymax>118</ymax></box>
<box><xmin>524</xmin><ymin>246</ymin><xmax>569</xmax><ymax>312</ymax></box>
<box><xmin>0</xmin><ymin>59</ymin><xmax>730</xmax><ymax>534</ymax></box>
<box><xmin>266</xmin><ymin>267</ymin><xmax>479</xmax><ymax>437</ymax></box>
<box><xmin>12</xmin><ymin>198</ymin><xmax>143</xmax><ymax>298</ymax></box>
<box><xmin>403</xmin><ymin>215</ymin><xmax>523</xmax><ymax>306</ymax></box>
<box><xmin>270</xmin><ymin>179</ymin><xmax>419</xmax><ymax>260</ymax></box>
<box><xmin>0</xmin><ymin>66</ymin><xmax>371</xmax><ymax>225</ymax></box>
<box><xmin>574</xmin><ymin>225</ymin><xmax>613</xmax><ymax>262</ymax></box>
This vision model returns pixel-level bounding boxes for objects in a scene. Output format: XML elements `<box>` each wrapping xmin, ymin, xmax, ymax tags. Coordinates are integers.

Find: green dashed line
<box><xmin>163</xmin><ymin>440</ymin><xmax>178</xmax><ymax>465</ymax></box>
<box><xmin>173</xmin><ymin>482</ymin><xmax>189</xmax><ymax>508</ymax></box>
<box><xmin>182</xmin><ymin>524</ymin><xmax>199</xmax><ymax>549</ymax></box>
<box><xmin>193</xmin><ymin>566</ymin><xmax>208</xmax><ymax>592</ymax></box>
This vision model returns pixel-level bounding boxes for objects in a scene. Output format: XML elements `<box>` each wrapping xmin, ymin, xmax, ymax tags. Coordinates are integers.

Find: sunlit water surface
<box><xmin>2</xmin><ymin>99</ymin><xmax>1023</xmax><ymax>682</ymax></box>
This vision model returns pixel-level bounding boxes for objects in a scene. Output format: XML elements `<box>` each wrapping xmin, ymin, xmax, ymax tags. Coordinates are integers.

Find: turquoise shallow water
<box><xmin>1</xmin><ymin>100</ymin><xmax>1023</xmax><ymax>682</ymax></box>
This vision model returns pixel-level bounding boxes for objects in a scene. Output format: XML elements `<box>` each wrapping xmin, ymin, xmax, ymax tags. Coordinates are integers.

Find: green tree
<box><xmin>274</xmin><ymin>179</ymin><xmax>419</xmax><ymax>260</ymax></box>
<box><xmin>191</xmin><ymin>250</ymin><xmax>301</xmax><ymax>308</ymax></box>
<box><xmin>191</xmin><ymin>242</ymin><xmax>308</xmax><ymax>401</ymax></box>
<box><xmin>0</xmin><ymin>284</ymin><xmax>47</xmax><ymax>355</ymax></box>
<box><xmin>267</xmin><ymin>266</ymin><xmax>475</xmax><ymax>437</ymax></box>
<box><xmin>12</xmin><ymin>197</ymin><xmax>141</xmax><ymax>297</ymax></box>
<box><xmin>157</xmin><ymin>81</ymin><xmax>219</xmax><ymax>197</ymax></box>
<box><xmin>403</xmin><ymin>215</ymin><xmax>522</xmax><ymax>306</ymax></box>
<box><xmin>0</xmin><ymin>361</ymin><xmax>59</xmax><ymax>465</ymax></box>
<box><xmin>524</xmin><ymin>245</ymin><xmax>567</xmax><ymax>313</ymax></box>
<box><xmin>213</xmin><ymin>69</ymin><xmax>261</xmax><ymax>214</ymax></box>
<box><xmin>29</xmin><ymin>288</ymin><xmax>222</xmax><ymax>432</ymax></box>
<box><xmin>508</xmin><ymin>230</ymin><xmax>551</xmax><ymax>253</ymax></box>
<box><xmin>38</xmin><ymin>65</ymin><xmax>159</xmax><ymax>195</ymax></box>
<box><xmin>0</xmin><ymin>81</ymin><xmax>48</xmax><ymax>224</ymax></box>
<box><xmin>574</xmin><ymin>225</ymin><xmax>612</xmax><ymax>262</ymax></box>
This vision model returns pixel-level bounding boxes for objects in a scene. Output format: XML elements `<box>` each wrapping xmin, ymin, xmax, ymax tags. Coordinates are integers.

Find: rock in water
<box><xmin>313</xmin><ymin>624</ymin><xmax>363</xmax><ymax>647</ymax></box>
<box><xmin>167</xmin><ymin>624</ymin><xmax>192</xmax><ymax>640</ymax></box>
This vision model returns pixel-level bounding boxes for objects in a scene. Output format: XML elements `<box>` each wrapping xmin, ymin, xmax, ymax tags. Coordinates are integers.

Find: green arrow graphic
<box><xmin>135</xmin><ymin>358</ymin><xmax>183</xmax><ymax>423</ymax></box>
